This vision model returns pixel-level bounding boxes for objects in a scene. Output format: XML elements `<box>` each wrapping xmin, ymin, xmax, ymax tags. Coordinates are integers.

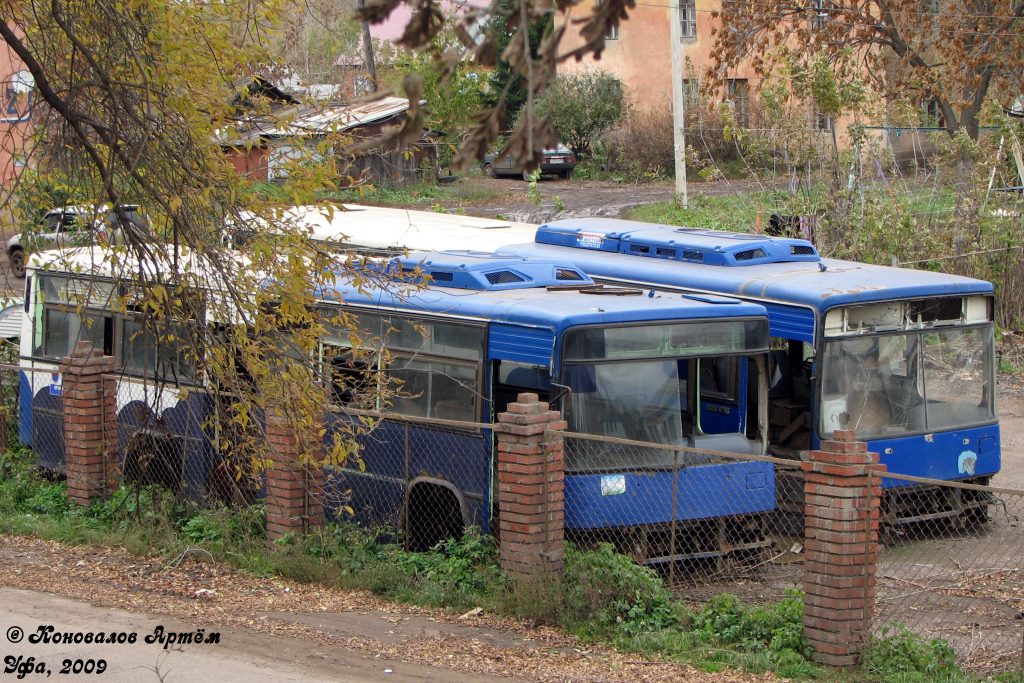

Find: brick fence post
<box><xmin>61</xmin><ymin>341</ymin><xmax>118</xmax><ymax>505</ymax></box>
<box><xmin>265</xmin><ymin>405</ymin><xmax>325</xmax><ymax>542</ymax></box>
<box><xmin>495</xmin><ymin>392</ymin><xmax>565</xmax><ymax>580</ymax></box>
<box><xmin>801</xmin><ymin>429</ymin><xmax>886</xmax><ymax>667</ymax></box>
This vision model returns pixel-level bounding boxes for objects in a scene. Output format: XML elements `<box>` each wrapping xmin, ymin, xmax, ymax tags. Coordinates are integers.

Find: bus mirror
<box><xmin>549</xmin><ymin>382</ymin><xmax>572</xmax><ymax>407</ymax></box>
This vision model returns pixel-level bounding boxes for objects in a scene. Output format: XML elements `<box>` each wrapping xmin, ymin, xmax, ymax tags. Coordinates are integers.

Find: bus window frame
<box><xmin>29</xmin><ymin>272</ymin><xmax>203</xmax><ymax>386</ymax></box>
<box><xmin>816</xmin><ymin>321</ymin><xmax>997</xmax><ymax>440</ymax></box>
<box><xmin>319</xmin><ymin>306</ymin><xmax>486</xmax><ymax>425</ymax></box>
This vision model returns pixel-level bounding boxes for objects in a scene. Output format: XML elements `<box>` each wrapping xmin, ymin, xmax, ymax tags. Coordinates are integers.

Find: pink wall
<box><xmin>368</xmin><ymin>0</ymin><xmax>488</xmax><ymax>42</ymax></box>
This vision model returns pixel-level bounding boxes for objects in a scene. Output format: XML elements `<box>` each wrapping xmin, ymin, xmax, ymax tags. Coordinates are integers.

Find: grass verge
<box><xmin>0</xmin><ymin>445</ymin><xmax>1015</xmax><ymax>681</ymax></box>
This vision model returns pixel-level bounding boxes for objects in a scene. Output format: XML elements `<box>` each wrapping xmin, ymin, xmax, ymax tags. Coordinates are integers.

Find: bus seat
<box><xmin>691</xmin><ymin>432</ymin><xmax>760</xmax><ymax>462</ymax></box>
<box><xmin>768</xmin><ymin>350</ymin><xmax>790</xmax><ymax>399</ymax></box>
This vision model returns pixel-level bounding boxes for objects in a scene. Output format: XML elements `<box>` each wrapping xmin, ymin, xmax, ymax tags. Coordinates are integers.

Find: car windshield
<box><xmin>819</xmin><ymin>325</ymin><xmax>995</xmax><ymax>439</ymax></box>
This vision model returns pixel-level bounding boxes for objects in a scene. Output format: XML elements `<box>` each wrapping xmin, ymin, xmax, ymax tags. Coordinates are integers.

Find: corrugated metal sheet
<box><xmin>0</xmin><ymin>299</ymin><xmax>23</xmax><ymax>339</ymax></box>
<box><xmin>762</xmin><ymin>301</ymin><xmax>816</xmax><ymax>343</ymax></box>
<box><xmin>488</xmin><ymin>324</ymin><xmax>553</xmax><ymax>367</ymax></box>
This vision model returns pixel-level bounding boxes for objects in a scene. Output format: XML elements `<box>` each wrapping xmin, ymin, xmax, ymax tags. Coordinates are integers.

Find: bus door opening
<box><xmin>492</xmin><ymin>360</ymin><xmax>550</xmax><ymax>417</ymax></box>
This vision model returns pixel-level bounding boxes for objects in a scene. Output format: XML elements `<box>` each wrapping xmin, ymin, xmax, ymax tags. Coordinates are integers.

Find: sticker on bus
<box><xmin>600</xmin><ymin>474</ymin><xmax>626</xmax><ymax>496</ymax></box>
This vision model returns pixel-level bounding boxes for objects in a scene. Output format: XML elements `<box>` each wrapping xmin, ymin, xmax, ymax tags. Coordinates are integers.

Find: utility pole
<box><xmin>669</xmin><ymin>0</ymin><xmax>688</xmax><ymax>208</ymax></box>
<box><xmin>357</xmin><ymin>0</ymin><xmax>378</xmax><ymax>93</ymax></box>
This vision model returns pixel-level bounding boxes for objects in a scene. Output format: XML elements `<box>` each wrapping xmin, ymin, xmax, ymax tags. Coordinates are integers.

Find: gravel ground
<box><xmin>0</xmin><ymin>535</ymin><xmax>781</xmax><ymax>683</ymax></box>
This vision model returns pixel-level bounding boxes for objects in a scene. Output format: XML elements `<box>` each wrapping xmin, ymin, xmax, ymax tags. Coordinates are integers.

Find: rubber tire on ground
<box><xmin>9</xmin><ymin>249</ymin><xmax>25</xmax><ymax>279</ymax></box>
<box><xmin>483</xmin><ymin>163</ymin><xmax>496</xmax><ymax>179</ymax></box>
<box><xmin>559</xmin><ymin>169</ymin><xmax>574</xmax><ymax>180</ymax></box>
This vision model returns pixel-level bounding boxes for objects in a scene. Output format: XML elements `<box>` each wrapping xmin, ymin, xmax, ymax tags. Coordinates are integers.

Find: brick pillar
<box><xmin>61</xmin><ymin>341</ymin><xmax>118</xmax><ymax>505</ymax></box>
<box><xmin>496</xmin><ymin>392</ymin><xmax>565</xmax><ymax>579</ymax></box>
<box><xmin>265</xmin><ymin>405</ymin><xmax>325</xmax><ymax>542</ymax></box>
<box><xmin>801</xmin><ymin>429</ymin><xmax>886</xmax><ymax>667</ymax></box>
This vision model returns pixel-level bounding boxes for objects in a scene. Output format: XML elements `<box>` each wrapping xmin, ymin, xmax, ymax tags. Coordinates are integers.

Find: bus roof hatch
<box><xmin>398</xmin><ymin>251</ymin><xmax>594</xmax><ymax>291</ymax></box>
<box><xmin>535</xmin><ymin>218</ymin><xmax>820</xmax><ymax>267</ymax></box>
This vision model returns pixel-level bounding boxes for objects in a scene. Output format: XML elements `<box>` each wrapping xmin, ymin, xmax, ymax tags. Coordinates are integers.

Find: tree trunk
<box><xmin>952</xmin><ymin>148</ymin><xmax>980</xmax><ymax>273</ymax></box>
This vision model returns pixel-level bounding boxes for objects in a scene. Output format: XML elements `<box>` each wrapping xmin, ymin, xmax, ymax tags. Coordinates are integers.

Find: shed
<box><xmin>221</xmin><ymin>88</ymin><xmax>437</xmax><ymax>187</ymax></box>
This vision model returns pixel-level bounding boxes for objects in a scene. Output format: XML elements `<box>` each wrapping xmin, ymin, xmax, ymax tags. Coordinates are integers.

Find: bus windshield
<box><xmin>560</xmin><ymin>319</ymin><xmax>769</xmax><ymax>471</ymax></box>
<box><xmin>819</xmin><ymin>325</ymin><xmax>995</xmax><ymax>439</ymax></box>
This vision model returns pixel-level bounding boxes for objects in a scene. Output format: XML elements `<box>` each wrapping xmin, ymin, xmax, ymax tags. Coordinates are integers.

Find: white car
<box><xmin>7</xmin><ymin>205</ymin><xmax>148</xmax><ymax>278</ymax></box>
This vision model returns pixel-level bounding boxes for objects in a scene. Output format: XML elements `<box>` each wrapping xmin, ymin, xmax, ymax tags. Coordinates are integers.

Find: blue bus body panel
<box><xmin>869</xmin><ymin>424</ymin><xmax>1000</xmax><ymax>489</ymax></box>
<box><xmin>325</xmin><ymin>415</ymin><xmax>492</xmax><ymax>532</ymax></box>
<box><xmin>31</xmin><ymin>383</ymin><xmax>64</xmax><ymax>470</ymax></box>
<box><xmin>762</xmin><ymin>302</ymin><xmax>816</xmax><ymax>343</ymax></box>
<box><xmin>116</xmin><ymin>393</ymin><xmax>215</xmax><ymax>500</ymax></box>
<box><xmin>321</xmin><ymin>267</ymin><xmax>769</xmax><ymax>336</ymax></box>
<box><xmin>488</xmin><ymin>324</ymin><xmax>554</xmax><ymax>367</ymax></box>
<box><xmin>565</xmin><ymin>461</ymin><xmax>774</xmax><ymax>529</ymax></box>
<box><xmin>19</xmin><ymin>372</ymin><xmax>32</xmax><ymax>446</ymax></box>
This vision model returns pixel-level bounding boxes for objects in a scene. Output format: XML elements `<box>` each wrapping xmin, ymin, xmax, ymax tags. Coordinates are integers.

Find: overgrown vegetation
<box><xmin>3</xmin><ymin>444</ymin><xmax>1015</xmax><ymax>681</ymax></box>
<box><xmin>626</xmin><ymin>171</ymin><xmax>1024</xmax><ymax>332</ymax></box>
<box><xmin>535</xmin><ymin>70</ymin><xmax>626</xmax><ymax>159</ymax></box>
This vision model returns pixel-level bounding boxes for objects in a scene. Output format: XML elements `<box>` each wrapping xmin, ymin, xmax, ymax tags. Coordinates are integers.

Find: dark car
<box><xmin>482</xmin><ymin>144</ymin><xmax>577</xmax><ymax>180</ymax></box>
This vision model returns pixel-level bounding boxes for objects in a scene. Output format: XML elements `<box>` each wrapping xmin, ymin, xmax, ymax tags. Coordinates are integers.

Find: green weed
<box><xmin>862</xmin><ymin>626</ymin><xmax>963</xmax><ymax>683</ymax></box>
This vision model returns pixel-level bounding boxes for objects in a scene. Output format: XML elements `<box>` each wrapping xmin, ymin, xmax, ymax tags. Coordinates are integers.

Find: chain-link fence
<box><xmin>874</xmin><ymin>471</ymin><xmax>1024</xmax><ymax>676</ymax></box>
<box><xmin>2</xmin><ymin>363</ymin><xmax>65</xmax><ymax>471</ymax></box>
<box><xmin>323</xmin><ymin>407</ymin><xmax>494</xmax><ymax>550</ymax></box>
<box><xmin>10</xmin><ymin>361</ymin><xmax>1024</xmax><ymax>674</ymax></box>
<box><xmin>561</xmin><ymin>432</ymin><xmax>807</xmax><ymax>599</ymax></box>
<box><xmin>111</xmin><ymin>376</ymin><xmax>249</xmax><ymax>506</ymax></box>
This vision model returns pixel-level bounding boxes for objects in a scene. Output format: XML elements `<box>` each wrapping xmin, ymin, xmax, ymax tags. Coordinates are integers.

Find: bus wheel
<box><xmin>405</xmin><ymin>483</ymin><xmax>464</xmax><ymax>551</ymax></box>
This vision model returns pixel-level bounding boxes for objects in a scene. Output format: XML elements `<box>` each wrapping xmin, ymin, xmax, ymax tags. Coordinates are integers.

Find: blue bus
<box><xmin>317</xmin><ymin>251</ymin><xmax>776</xmax><ymax>561</ymax></box>
<box><xmin>316</xmin><ymin>207</ymin><xmax>1000</xmax><ymax>527</ymax></box>
<box><xmin>508</xmin><ymin>219</ymin><xmax>1000</xmax><ymax>526</ymax></box>
<box><xmin>19</xmin><ymin>246</ymin><xmax>777</xmax><ymax>564</ymax></box>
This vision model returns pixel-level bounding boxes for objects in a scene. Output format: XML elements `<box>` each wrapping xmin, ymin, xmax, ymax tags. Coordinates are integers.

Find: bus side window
<box><xmin>389</xmin><ymin>356</ymin><xmax>477</xmax><ymax>421</ymax></box>
<box><xmin>329</xmin><ymin>352</ymin><xmax>374</xmax><ymax>406</ymax></box>
<box><xmin>321</xmin><ymin>348</ymin><xmax>374</xmax><ymax>405</ymax></box>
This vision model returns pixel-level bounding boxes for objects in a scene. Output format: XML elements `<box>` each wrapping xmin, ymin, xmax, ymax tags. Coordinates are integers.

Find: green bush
<box><xmin>863</xmin><ymin>626</ymin><xmax>963</xmax><ymax>683</ymax></box>
<box><xmin>536</xmin><ymin>71</ymin><xmax>626</xmax><ymax>159</ymax></box>
<box><xmin>692</xmin><ymin>590</ymin><xmax>809</xmax><ymax>660</ymax></box>
<box><xmin>561</xmin><ymin>543</ymin><xmax>679</xmax><ymax>637</ymax></box>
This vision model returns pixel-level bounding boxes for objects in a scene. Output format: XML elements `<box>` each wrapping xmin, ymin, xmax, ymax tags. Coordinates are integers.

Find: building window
<box><xmin>725</xmin><ymin>79</ymin><xmax>750</xmax><ymax>127</ymax></box>
<box><xmin>921</xmin><ymin>98</ymin><xmax>945</xmax><ymax>128</ymax></box>
<box><xmin>812</xmin><ymin>106</ymin><xmax>834</xmax><ymax>131</ymax></box>
<box><xmin>594</xmin><ymin>1</ymin><xmax>620</xmax><ymax>39</ymax></box>
<box><xmin>809</xmin><ymin>0</ymin><xmax>830</xmax><ymax>31</ymax></box>
<box><xmin>354</xmin><ymin>73</ymin><xmax>372</xmax><ymax>97</ymax></box>
<box><xmin>682</xmin><ymin>78</ymin><xmax>700</xmax><ymax>109</ymax></box>
<box><xmin>679</xmin><ymin>0</ymin><xmax>697</xmax><ymax>38</ymax></box>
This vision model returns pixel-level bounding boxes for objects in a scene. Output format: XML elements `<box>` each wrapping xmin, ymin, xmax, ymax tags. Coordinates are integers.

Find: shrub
<box><xmin>560</xmin><ymin>543</ymin><xmax>679</xmax><ymax>637</ymax></box>
<box><xmin>536</xmin><ymin>70</ymin><xmax>626</xmax><ymax>159</ymax></box>
<box><xmin>862</xmin><ymin>626</ymin><xmax>963</xmax><ymax>683</ymax></box>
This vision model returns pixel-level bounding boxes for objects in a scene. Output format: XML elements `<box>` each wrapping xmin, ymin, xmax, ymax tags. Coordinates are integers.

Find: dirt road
<box><xmin>0</xmin><ymin>535</ymin><xmax>777</xmax><ymax>683</ymax></box>
<box><xmin>441</xmin><ymin>176</ymin><xmax>789</xmax><ymax>223</ymax></box>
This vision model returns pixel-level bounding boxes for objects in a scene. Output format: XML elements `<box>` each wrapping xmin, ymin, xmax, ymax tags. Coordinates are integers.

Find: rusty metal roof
<box><xmin>220</xmin><ymin>96</ymin><xmax>413</xmax><ymax>145</ymax></box>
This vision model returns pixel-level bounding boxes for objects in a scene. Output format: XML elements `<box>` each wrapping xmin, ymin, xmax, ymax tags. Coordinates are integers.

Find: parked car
<box><xmin>482</xmin><ymin>144</ymin><xmax>577</xmax><ymax>180</ymax></box>
<box><xmin>7</xmin><ymin>204</ymin><xmax>149</xmax><ymax>278</ymax></box>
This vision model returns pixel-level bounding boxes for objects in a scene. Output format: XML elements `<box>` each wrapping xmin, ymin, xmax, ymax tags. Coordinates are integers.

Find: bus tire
<box><xmin>405</xmin><ymin>481</ymin><xmax>465</xmax><ymax>551</ymax></box>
